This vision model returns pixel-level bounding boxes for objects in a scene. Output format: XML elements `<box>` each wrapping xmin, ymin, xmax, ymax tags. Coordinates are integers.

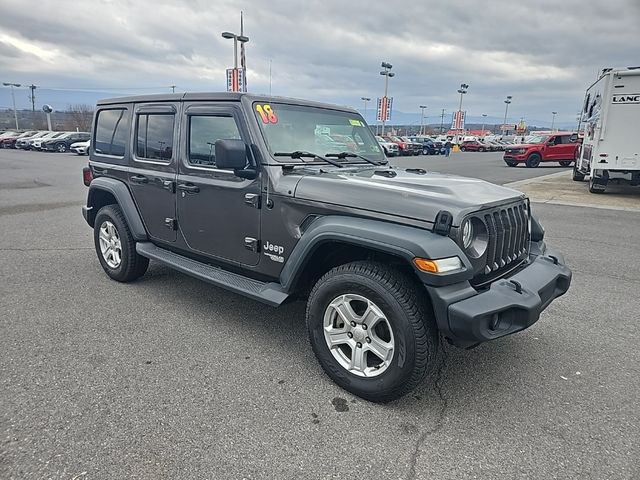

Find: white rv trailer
<box><xmin>574</xmin><ymin>67</ymin><xmax>640</xmax><ymax>193</ymax></box>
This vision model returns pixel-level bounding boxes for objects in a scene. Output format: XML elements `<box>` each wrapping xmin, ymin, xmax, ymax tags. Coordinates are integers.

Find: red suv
<box><xmin>460</xmin><ymin>140</ymin><xmax>490</xmax><ymax>152</ymax></box>
<box><xmin>503</xmin><ymin>133</ymin><xmax>579</xmax><ymax>168</ymax></box>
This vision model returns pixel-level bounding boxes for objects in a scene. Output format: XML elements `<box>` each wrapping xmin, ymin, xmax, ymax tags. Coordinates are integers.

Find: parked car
<box><xmin>459</xmin><ymin>140</ymin><xmax>491</xmax><ymax>152</ymax></box>
<box><xmin>15</xmin><ymin>131</ymin><xmax>51</xmax><ymax>149</ymax></box>
<box><xmin>42</xmin><ymin>132</ymin><xmax>91</xmax><ymax>152</ymax></box>
<box><xmin>0</xmin><ymin>131</ymin><xmax>38</xmax><ymax>148</ymax></box>
<box><xmin>81</xmin><ymin>92</ymin><xmax>571</xmax><ymax>402</ymax></box>
<box><xmin>503</xmin><ymin>132</ymin><xmax>580</xmax><ymax>168</ymax></box>
<box><xmin>31</xmin><ymin>132</ymin><xmax>69</xmax><ymax>150</ymax></box>
<box><xmin>407</xmin><ymin>136</ymin><xmax>437</xmax><ymax>155</ymax></box>
<box><xmin>399</xmin><ymin>136</ymin><xmax>422</xmax><ymax>156</ymax></box>
<box><xmin>375</xmin><ymin>136</ymin><xmax>399</xmax><ymax>157</ymax></box>
<box><xmin>485</xmin><ymin>140</ymin><xmax>505</xmax><ymax>151</ymax></box>
<box><xmin>70</xmin><ymin>140</ymin><xmax>90</xmax><ymax>155</ymax></box>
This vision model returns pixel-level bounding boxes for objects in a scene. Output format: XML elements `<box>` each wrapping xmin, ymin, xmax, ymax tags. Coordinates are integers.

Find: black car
<box><xmin>81</xmin><ymin>92</ymin><xmax>571</xmax><ymax>402</ymax></box>
<box><xmin>408</xmin><ymin>136</ymin><xmax>438</xmax><ymax>155</ymax></box>
<box><xmin>42</xmin><ymin>132</ymin><xmax>90</xmax><ymax>153</ymax></box>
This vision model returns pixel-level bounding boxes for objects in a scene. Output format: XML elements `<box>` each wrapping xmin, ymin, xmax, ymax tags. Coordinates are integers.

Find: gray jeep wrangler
<box><xmin>82</xmin><ymin>92</ymin><xmax>571</xmax><ymax>402</ymax></box>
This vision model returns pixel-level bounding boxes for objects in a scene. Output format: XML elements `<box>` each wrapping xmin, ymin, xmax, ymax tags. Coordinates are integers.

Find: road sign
<box><xmin>500</xmin><ymin>124</ymin><xmax>517</xmax><ymax>131</ymax></box>
<box><xmin>376</xmin><ymin>96</ymin><xmax>392</xmax><ymax>122</ymax></box>
<box><xmin>226</xmin><ymin>68</ymin><xmax>246</xmax><ymax>92</ymax></box>
<box><xmin>451</xmin><ymin>110</ymin><xmax>466</xmax><ymax>130</ymax></box>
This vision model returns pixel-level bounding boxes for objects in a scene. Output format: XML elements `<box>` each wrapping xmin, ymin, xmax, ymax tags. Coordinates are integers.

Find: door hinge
<box><xmin>244</xmin><ymin>193</ymin><xmax>261</xmax><ymax>209</ymax></box>
<box><xmin>244</xmin><ymin>237</ymin><xmax>258</xmax><ymax>252</ymax></box>
<box><xmin>164</xmin><ymin>217</ymin><xmax>177</xmax><ymax>230</ymax></box>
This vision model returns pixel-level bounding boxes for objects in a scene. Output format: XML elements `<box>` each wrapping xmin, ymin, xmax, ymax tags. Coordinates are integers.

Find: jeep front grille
<box><xmin>483</xmin><ymin>202</ymin><xmax>529</xmax><ymax>273</ymax></box>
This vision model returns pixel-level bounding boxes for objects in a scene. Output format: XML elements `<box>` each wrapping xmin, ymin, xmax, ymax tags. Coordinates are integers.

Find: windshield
<box><xmin>526</xmin><ymin>135</ymin><xmax>549</xmax><ymax>144</ymax></box>
<box><xmin>254</xmin><ymin>102</ymin><xmax>385</xmax><ymax>163</ymax></box>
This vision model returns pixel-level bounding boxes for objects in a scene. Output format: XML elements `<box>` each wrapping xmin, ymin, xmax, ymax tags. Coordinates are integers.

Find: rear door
<box><xmin>128</xmin><ymin>103</ymin><xmax>178</xmax><ymax>243</ymax></box>
<box><xmin>176</xmin><ymin>103</ymin><xmax>261</xmax><ymax>266</ymax></box>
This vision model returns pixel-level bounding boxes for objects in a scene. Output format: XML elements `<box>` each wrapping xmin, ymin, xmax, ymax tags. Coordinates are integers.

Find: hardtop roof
<box><xmin>96</xmin><ymin>91</ymin><xmax>359</xmax><ymax>114</ymax></box>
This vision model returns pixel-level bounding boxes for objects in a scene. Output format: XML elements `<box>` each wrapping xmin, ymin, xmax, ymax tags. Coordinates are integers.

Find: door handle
<box><xmin>131</xmin><ymin>175</ymin><xmax>148</xmax><ymax>184</ymax></box>
<box><xmin>177</xmin><ymin>183</ymin><xmax>199</xmax><ymax>193</ymax></box>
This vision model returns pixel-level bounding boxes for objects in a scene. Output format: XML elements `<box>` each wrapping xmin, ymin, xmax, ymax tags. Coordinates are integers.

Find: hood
<box><xmin>294</xmin><ymin>167</ymin><xmax>525</xmax><ymax>226</ymax></box>
<box><xmin>507</xmin><ymin>143</ymin><xmax>539</xmax><ymax>149</ymax></box>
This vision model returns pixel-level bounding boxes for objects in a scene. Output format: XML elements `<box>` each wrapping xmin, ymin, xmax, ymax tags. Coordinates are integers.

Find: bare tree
<box><xmin>64</xmin><ymin>104</ymin><xmax>94</xmax><ymax>132</ymax></box>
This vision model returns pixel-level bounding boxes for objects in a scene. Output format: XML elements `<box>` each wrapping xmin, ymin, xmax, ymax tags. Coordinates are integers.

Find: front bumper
<box><xmin>426</xmin><ymin>248</ymin><xmax>571</xmax><ymax>348</ymax></box>
<box><xmin>504</xmin><ymin>153</ymin><xmax>527</xmax><ymax>161</ymax></box>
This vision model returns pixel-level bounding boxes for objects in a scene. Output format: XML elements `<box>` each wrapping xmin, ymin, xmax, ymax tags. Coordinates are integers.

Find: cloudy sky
<box><xmin>1</xmin><ymin>0</ymin><xmax>638</xmax><ymax>127</ymax></box>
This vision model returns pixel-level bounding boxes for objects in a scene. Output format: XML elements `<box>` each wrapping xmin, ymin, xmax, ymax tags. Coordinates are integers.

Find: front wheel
<box><xmin>94</xmin><ymin>204</ymin><xmax>149</xmax><ymax>282</ymax></box>
<box><xmin>526</xmin><ymin>153</ymin><xmax>541</xmax><ymax>168</ymax></box>
<box><xmin>306</xmin><ymin>261</ymin><xmax>439</xmax><ymax>402</ymax></box>
<box><xmin>559</xmin><ymin>160</ymin><xmax>572</xmax><ymax>167</ymax></box>
<box><xmin>57</xmin><ymin>143</ymin><xmax>67</xmax><ymax>153</ymax></box>
<box><xmin>505</xmin><ymin>160</ymin><xmax>518</xmax><ymax>167</ymax></box>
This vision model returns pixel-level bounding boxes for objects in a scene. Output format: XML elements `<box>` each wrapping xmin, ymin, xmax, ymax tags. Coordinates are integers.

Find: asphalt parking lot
<box><xmin>1</xmin><ymin>149</ymin><xmax>638</xmax><ymax>479</ymax></box>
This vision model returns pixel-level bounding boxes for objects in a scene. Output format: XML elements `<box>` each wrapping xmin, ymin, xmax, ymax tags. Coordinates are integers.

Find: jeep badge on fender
<box><xmin>82</xmin><ymin>92</ymin><xmax>571</xmax><ymax>402</ymax></box>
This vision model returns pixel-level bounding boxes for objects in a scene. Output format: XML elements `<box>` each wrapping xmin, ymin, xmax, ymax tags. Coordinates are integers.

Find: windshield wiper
<box><xmin>274</xmin><ymin>151</ymin><xmax>344</xmax><ymax>168</ymax></box>
<box><xmin>325</xmin><ymin>151</ymin><xmax>384</xmax><ymax>166</ymax></box>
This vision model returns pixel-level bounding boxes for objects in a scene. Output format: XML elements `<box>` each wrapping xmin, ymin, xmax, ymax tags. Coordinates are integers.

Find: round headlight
<box><xmin>463</xmin><ymin>217</ymin><xmax>489</xmax><ymax>258</ymax></box>
<box><xmin>462</xmin><ymin>219</ymin><xmax>473</xmax><ymax>249</ymax></box>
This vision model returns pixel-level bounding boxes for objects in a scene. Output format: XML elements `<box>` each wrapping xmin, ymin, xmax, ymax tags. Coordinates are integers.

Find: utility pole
<box><xmin>170</xmin><ymin>85</ymin><xmax>176</xmax><ymax>93</ymax></box>
<box><xmin>419</xmin><ymin>105</ymin><xmax>427</xmax><ymax>135</ymax></box>
<box><xmin>28</xmin><ymin>84</ymin><xmax>37</xmax><ymax>113</ymax></box>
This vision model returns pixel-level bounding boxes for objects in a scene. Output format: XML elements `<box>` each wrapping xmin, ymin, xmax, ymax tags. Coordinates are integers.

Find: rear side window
<box><xmin>135</xmin><ymin>114</ymin><xmax>175</xmax><ymax>162</ymax></box>
<box><xmin>188</xmin><ymin>116</ymin><xmax>241</xmax><ymax>167</ymax></box>
<box><xmin>95</xmin><ymin>109</ymin><xmax>128</xmax><ymax>157</ymax></box>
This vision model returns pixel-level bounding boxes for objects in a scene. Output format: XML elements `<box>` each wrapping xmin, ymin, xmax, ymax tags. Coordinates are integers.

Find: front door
<box><xmin>128</xmin><ymin>103</ymin><xmax>178</xmax><ymax>243</ymax></box>
<box><xmin>176</xmin><ymin>104</ymin><xmax>261</xmax><ymax>266</ymax></box>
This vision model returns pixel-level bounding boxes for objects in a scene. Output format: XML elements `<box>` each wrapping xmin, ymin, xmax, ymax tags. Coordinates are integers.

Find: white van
<box><xmin>574</xmin><ymin>67</ymin><xmax>640</xmax><ymax>193</ymax></box>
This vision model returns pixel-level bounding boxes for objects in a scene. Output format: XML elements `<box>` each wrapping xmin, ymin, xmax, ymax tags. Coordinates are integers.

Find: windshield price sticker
<box><xmin>349</xmin><ymin>119</ymin><xmax>363</xmax><ymax>126</ymax></box>
<box><xmin>255</xmin><ymin>104</ymin><xmax>278</xmax><ymax>124</ymax></box>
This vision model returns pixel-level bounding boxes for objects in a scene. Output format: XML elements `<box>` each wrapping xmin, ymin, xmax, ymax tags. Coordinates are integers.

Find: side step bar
<box><xmin>136</xmin><ymin>242</ymin><xmax>289</xmax><ymax>307</ymax></box>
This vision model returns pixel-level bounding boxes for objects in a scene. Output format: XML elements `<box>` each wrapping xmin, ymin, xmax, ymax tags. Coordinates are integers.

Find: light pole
<box><xmin>456</xmin><ymin>83</ymin><xmax>469</xmax><ymax>138</ymax></box>
<box><xmin>439</xmin><ymin>109</ymin><xmax>446</xmax><ymax>134</ymax></box>
<box><xmin>380</xmin><ymin>62</ymin><xmax>394</xmax><ymax>135</ymax></box>
<box><xmin>222</xmin><ymin>31</ymin><xmax>249</xmax><ymax>91</ymax></box>
<box><xmin>481</xmin><ymin>113</ymin><xmax>487</xmax><ymax>136</ymax></box>
<box><xmin>3</xmin><ymin>82</ymin><xmax>21</xmax><ymax>130</ymax></box>
<box><xmin>361</xmin><ymin>97</ymin><xmax>371</xmax><ymax>121</ymax></box>
<box><xmin>503</xmin><ymin>95</ymin><xmax>513</xmax><ymax>135</ymax></box>
<box><xmin>551</xmin><ymin>111</ymin><xmax>558</xmax><ymax>131</ymax></box>
<box><xmin>419</xmin><ymin>105</ymin><xmax>427</xmax><ymax>135</ymax></box>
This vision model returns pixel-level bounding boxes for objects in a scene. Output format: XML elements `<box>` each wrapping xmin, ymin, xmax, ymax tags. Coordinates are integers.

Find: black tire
<box><xmin>559</xmin><ymin>160</ymin><xmax>572</xmax><ymax>167</ymax></box>
<box><xmin>460</xmin><ymin>147</ymin><xmax>466</xmax><ymax>152</ymax></box>
<box><xmin>505</xmin><ymin>160</ymin><xmax>518</xmax><ymax>167</ymax></box>
<box><xmin>526</xmin><ymin>153</ymin><xmax>541</xmax><ymax>168</ymax></box>
<box><xmin>572</xmin><ymin>166</ymin><xmax>585</xmax><ymax>182</ymax></box>
<box><xmin>589</xmin><ymin>176</ymin><xmax>606</xmax><ymax>194</ymax></box>
<box><xmin>57</xmin><ymin>143</ymin><xmax>67</xmax><ymax>153</ymax></box>
<box><xmin>478</xmin><ymin>147</ymin><xmax>485</xmax><ymax>152</ymax></box>
<box><xmin>93</xmin><ymin>204</ymin><xmax>149</xmax><ymax>282</ymax></box>
<box><xmin>306</xmin><ymin>261</ymin><xmax>439</xmax><ymax>403</ymax></box>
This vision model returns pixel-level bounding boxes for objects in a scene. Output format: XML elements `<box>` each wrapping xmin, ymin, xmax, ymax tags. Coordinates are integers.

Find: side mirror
<box><xmin>214</xmin><ymin>139</ymin><xmax>257</xmax><ymax>179</ymax></box>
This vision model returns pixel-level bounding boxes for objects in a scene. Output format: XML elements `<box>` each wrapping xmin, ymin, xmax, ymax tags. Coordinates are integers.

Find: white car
<box><xmin>375</xmin><ymin>136</ymin><xmax>399</xmax><ymax>157</ymax></box>
<box><xmin>70</xmin><ymin>140</ymin><xmax>90</xmax><ymax>155</ymax></box>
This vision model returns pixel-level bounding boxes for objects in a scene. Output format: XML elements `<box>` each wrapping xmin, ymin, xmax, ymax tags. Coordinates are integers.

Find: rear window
<box><xmin>94</xmin><ymin>109</ymin><xmax>128</xmax><ymax>157</ymax></box>
<box><xmin>135</xmin><ymin>113</ymin><xmax>175</xmax><ymax>162</ymax></box>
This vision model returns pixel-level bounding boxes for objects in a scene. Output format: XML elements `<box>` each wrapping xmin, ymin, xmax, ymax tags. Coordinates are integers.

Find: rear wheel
<box><xmin>559</xmin><ymin>160</ymin><xmax>572</xmax><ymax>167</ymax></box>
<box><xmin>56</xmin><ymin>143</ymin><xmax>67</xmax><ymax>153</ymax></box>
<box><xmin>589</xmin><ymin>176</ymin><xmax>607</xmax><ymax>194</ymax></box>
<box><xmin>572</xmin><ymin>165</ymin><xmax>585</xmax><ymax>182</ymax></box>
<box><xmin>526</xmin><ymin>153</ymin><xmax>541</xmax><ymax>168</ymax></box>
<box><xmin>478</xmin><ymin>147</ymin><xmax>485</xmax><ymax>152</ymax></box>
<box><xmin>460</xmin><ymin>147</ymin><xmax>466</xmax><ymax>151</ymax></box>
<box><xmin>306</xmin><ymin>261</ymin><xmax>439</xmax><ymax>403</ymax></box>
<box><xmin>93</xmin><ymin>204</ymin><xmax>149</xmax><ymax>282</ymax></box>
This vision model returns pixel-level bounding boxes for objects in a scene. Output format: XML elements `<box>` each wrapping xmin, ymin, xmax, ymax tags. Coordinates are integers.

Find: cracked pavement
<box><xmin>1</xmin><ymin>150</ymin><xmax>638</xmax><ymax>479</ymax></box>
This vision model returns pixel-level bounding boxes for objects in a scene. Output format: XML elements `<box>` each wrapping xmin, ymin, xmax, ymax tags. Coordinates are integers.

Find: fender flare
<box><xmin>85</xmin><ymin>177</ymin><xmax>147</xmax><ymax>241</ymax></box>
<box><xmin>279</xmin><ymin>216</ymin><xmax>473</xmax><ymax>291</ymax></box>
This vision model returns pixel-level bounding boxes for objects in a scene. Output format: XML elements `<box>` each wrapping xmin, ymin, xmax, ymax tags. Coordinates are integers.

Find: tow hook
<box><xmin>549</xmin><ymin>255</ymin><xmax>559</xmax><ymax>265</ymax></box>
<box><xmin>510</xmin><ymin>280</ymin><xmax>523</xmax><ymax>294</ymax></box>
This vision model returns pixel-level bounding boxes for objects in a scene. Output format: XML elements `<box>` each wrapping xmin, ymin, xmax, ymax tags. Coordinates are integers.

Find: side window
<box><xmin>94</xmin><ymin>109</ymin><xmax>128</xmax><ymax>157</ymax></box>
<box><xmin>135</xmin><ymin>114</ymin><xmax>174</xmax><ymax>162</ymax></box>
<box><xmin>553</xmin><ymin>136</ymin><xmax>562</xmax><ymax>145</ymax></box>
<box><xmin>188</xmin><ymin>115</ymin><xmax>241</xmax><ymax>167</ymax></box>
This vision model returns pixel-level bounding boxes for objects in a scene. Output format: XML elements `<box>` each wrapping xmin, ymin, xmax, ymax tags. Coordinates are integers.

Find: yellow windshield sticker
<box><xmin>349</xmin><ymin>119</ymin><xmax>363</xmax><ymax>127</ymax></box>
